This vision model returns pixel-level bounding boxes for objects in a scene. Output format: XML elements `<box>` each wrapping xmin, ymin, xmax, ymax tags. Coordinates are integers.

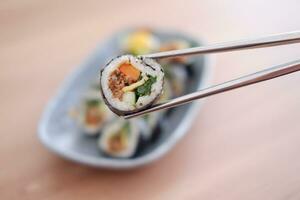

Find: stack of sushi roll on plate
<box><xmin>77</xmin><ymin>89</ymin><xmax>113</xmax><ymax>136</ymax></box>
<box><xmin>70</xmin><ymin>28</ymin><xmax>197</xmax><ymax>158</ymax></box>
<box><xmin>99</xmin><ymin>119</ymin><xmax>140</xmax><ymax>158</ymax></box>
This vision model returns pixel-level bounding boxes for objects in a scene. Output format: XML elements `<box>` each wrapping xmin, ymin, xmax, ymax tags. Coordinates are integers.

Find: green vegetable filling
<box><xmin>86</xmin><ymin>99</ymin><xmax>100</xmax><ymax>107</ymax></box>
<box><xmin>135</xmin><ymin>75</ymin><xmax>157</xmax><ymax>99</ymax></box>
<box><xmin>122</xmin><ymin>122</ymin><xmax>131</xmax><ymax>136</ymax></box>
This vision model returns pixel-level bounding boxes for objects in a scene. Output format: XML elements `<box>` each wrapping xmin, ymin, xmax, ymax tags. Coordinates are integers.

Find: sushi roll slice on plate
<box><xmin>100</xmin><ymin>55</ymin><xmax>164</xmax><ymax>115</ymax></box>
<box><xmin>164</xmin><ymin>64</ymin><xmax>188</xmax><ymax>97</ymax></box>
<box><xmin>98</xmin><ymin>119</ymin><xmax>140</xmax><ymax>158</ymax></box>
<box><xmin>159</xmin><ymin>39</ymin><xmax>192</xmax><ymax>65</ymax></box>
<box><xmin>78</xmin><ymin>90</ymin><xmax>114</xmax><ymax>136</ymax></box>
<box><xmin>121</xmin><ymin>29</ymin><xmax>160</xmax><ymax>55</ymax></box>
<box><xmin>137</xmin><ymin>113</ymin><xmax>160</xmax><ymax>140</ymax></box>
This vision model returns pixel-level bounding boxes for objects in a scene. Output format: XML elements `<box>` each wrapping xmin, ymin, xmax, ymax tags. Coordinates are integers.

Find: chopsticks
<box><xmin>123</xmin><ymin>31</ymin><xmax>300</xmax><ymax>119</ymax></box>
<box><xmin>124</xmin><ymin>60</ymin><xmax>300</xmax><ymax>119</ymax></box>
<box><xmin>144</xmin><ymin>31</ymin><xmax>300</xmax><ymax>59</ymax></box>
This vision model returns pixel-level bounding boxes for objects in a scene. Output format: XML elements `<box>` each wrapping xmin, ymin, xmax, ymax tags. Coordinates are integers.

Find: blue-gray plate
<box><xmin>38</xmin><ymin>28</ymin><xmax>212</xmax><ymax>169</ymax></box>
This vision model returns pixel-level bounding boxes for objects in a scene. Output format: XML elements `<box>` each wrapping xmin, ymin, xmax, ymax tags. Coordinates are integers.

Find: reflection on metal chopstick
<box><xmin>124</xmin><ymin>60</ymin><xmax>300</xmax><ymax>119</ymax></box>
<box><xmin>143</xmin><ymin>31</ymin><xmax>300</xmax><ymax>59</ymax></box>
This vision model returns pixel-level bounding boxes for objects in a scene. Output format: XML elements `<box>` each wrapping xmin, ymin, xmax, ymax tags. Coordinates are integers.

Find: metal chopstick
<box><xmin>124</xmin><ymin>59</ymin><xmax>300</xmax><ymax>119</ymax></box>
<box><xmin>143</xmin><ymin>31</ymin><xmax>300</xmax><ymax>59</ymax></box>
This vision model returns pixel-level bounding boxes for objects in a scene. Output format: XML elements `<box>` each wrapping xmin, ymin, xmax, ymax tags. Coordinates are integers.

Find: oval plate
<box><xmin>38</xmin><ymin>28</ymin><xmax>213</xmax><ymax>169</ymax></box>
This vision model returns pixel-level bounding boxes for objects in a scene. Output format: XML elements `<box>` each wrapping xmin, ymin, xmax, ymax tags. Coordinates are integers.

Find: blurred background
<box><xmin>1</xmin><ymin>0</ymin><xmax>300</xmax><ymax>199</ymax></box>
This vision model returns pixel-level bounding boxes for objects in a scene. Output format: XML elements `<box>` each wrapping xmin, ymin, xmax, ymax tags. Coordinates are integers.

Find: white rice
<box><xmin>78</xmin><ymin>90</ymin><xmax>114</xmax><ymax>135</ymax></box>
<box><xmin>98</xmin><ymin>119</ymin><xmax>139</xmax><ymax>158</ymax></box>
<box><xmin>101</xmin><ymin>55</ymin><xmax>164</xmax><ymax>112</ymax></box>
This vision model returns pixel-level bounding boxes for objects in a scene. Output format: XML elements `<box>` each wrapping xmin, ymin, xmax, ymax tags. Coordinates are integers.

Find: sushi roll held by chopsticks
<box><xmin>100</xmin><ymin>55</ymin><xmax>164</xmax><ymax>115</ymax></box>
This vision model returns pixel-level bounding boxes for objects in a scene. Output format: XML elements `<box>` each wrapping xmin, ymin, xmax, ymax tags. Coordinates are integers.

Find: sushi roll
<box><xmin>121</xmin><ymin>29</ymin><xmax>160</xmax><ymax>55</ymax></box>
<box><xmin>159</xmin><ymin>39</ymin><xmax>191</xmax><ymax>64</ymax></box>
<box><xmin>100</xmin><ymin>55</ymin><xmax>164</xmax><ymax>115</ymax></box>
<box><xmin>164</xmin><ymin>64</ymin><xmax>188</xmax><ymax>97</ymax></box>
<box><xmin>78</xmin><ymin>90</ymin><xmax>113</xmax><ymax>136</ymax></box>
<box><xmin>136</xmin><ymin>113</ymin><xmax>159</xmax><ymax>140</ymax></box>
<box><xmin>98</xmin><ymin>119</ymin><xmax>139</xmax><ymax>158</ymax></box>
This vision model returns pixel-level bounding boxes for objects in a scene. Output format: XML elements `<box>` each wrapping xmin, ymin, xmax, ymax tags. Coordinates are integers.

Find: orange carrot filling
<box><xmin>85</xmin><ymin>107</ymin><xmax>103</xmax><ymax>125</ymax></box>
<box><xmin>119</xmin><ymin>63</ymin><xmax>140</xmax><ymax>81</ymax></box>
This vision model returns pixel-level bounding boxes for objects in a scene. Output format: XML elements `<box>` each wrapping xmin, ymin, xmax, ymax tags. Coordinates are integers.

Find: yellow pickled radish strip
<box><xmin>122</xmin><ymin>76</ymin><xmax>149</xmax><ymax>92</ymax></box>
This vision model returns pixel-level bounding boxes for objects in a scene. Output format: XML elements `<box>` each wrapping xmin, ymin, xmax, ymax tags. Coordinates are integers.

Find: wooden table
<box><xmin>1</xmin><ymin>0</ymin><xmax>300</xmax><ymax>199</ymax></box>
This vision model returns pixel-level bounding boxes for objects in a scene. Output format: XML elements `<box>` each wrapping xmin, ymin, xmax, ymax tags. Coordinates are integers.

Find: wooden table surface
<box><xmin>1</xmin><ymin>0</ymin><xmax>300</xmax><ymax>199</ymax></box>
